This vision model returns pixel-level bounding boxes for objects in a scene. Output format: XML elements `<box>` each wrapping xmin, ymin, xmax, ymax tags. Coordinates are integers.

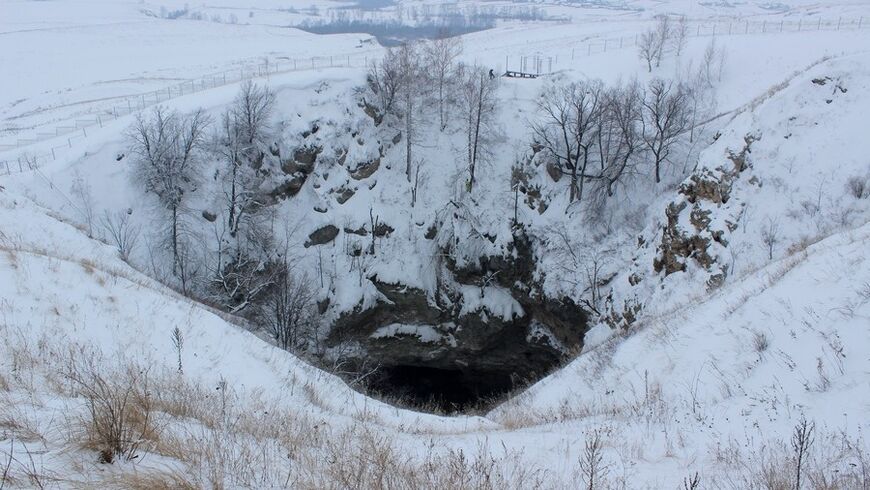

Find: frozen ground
<box><xmin>1</xmin><ymin>0</ymin><xmax>869</xmax><ymax>487</ymax></box>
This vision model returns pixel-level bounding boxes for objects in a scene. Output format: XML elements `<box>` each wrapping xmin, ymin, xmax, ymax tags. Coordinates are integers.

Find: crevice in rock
<box><xmin>367</xmin><ymin>365</ymin><xmax>517</xmax><ymax>412</ymax></box>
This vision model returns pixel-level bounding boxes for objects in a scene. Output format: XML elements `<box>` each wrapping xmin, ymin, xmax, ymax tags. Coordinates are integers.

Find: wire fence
<box><xmin>0</xmin><ymin>52</ymin><xmax>375</xmax><ymax>175</ymax></box>
<box><xmin>498</xmin><ymin>15</ymin><xmax>867</xmax><ymax>77</ymax></box>
<box><xmin>557</xmin><ymin>16</ymin><xmax>868</xmax><ymax>63</ymax></box>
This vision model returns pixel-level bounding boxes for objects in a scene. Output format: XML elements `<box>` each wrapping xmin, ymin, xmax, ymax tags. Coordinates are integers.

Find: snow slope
<box><xmin>2</xmin><ymin>0</ymin><xmax>870</xmax><ymax>487</ymax></box>
<box><xmin>1</xmin><ymin>48</ymin><xmax>869</xmax><ymax>489</ymax></box>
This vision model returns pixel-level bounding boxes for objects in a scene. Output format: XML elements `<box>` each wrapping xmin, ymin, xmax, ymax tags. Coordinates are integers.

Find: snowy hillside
<box><xmin>2</xmin><ymin>0</ymin><xmax>870</xmax><ymax>488</ymax></box>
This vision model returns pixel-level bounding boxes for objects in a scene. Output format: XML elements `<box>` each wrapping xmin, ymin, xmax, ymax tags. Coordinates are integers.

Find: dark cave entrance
<box><xmin>367</xmin><ymin>365</ymin><xmax>517</xmax><ymax>413</ymax></box>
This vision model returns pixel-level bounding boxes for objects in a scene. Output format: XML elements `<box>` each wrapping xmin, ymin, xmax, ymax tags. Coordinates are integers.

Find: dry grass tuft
<box><xmin>105</xmin><ymin>470</ymin><xmax>199</xmax><ymax>490</ymax></box>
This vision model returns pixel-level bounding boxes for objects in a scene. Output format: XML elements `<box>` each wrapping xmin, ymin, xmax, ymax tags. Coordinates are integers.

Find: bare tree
<box><xmin>262</xmin><ymin>233</ymin><xmax>316</xmax><ymax>351</ymax></box>
<box><xmin>641</xmin><ymin>79</ymin><xmax>691</xmax><ymax>183</ymax></box>
<box><xmin>425</xmin><ymin>34</ymin><xmax>463</xmax><ymax>131</ymax></box>
<box><xmin>699</xmin><ymin>38</ymin><xmax>728</xmax><ymax>88</ymax></box>
<box><xmin>579</xmin><ymin>429</ymin><xmax>608</xmax><ymax>490</ymax></box>
<box><xmin>208</xmin><ymin>84</ymin><xmax>277</xmax><ymax>314</ymax></box>
<box><xmin>175</xmin><ymin>231</ymin><xmax>202</xmax><ymax>296</ymax></box>
<box><xmin>171</xmin><ymin>326</ymin><xmax>184</xmax><ymax>373</ymax></box>
<box><xmin>594</xmin><ymin>80</ymin><xmax>643</xmax><ymax>198</ymax></box>
<box><xmin>396</xmin><ymin>42</ymin><xmax>425</xmax><ymax>182</ymax></box>
<box><xmin>460</xmin><ymin>64</ymin><xmax>499</xmax><ymax>192</ymax></box>
<box><xmin>70</xmin><ymin>170</ymin><xmax>96</xmax><ymax>238</ymax></box>
<box><xmin>129</xmin><ymin>106</ymin><xmax>210</xmax><ymax>274</ymax></box>
<box><xmin>673</xmin><ymin>16</ymin><xmax>690</xmax><ymax>58</ymax></box>
<box><xmin>761</xmin><ymin>217</ymin><xmax>780</xmax><ymax>260</ymax></box>
<box><xmin>682</xmin><ymin>472</ymin><xmax>701</xmax><ymax>489</ymax></box>
<box><xmin>206</xmin><ymin>198</ymin><xmax>277</xmax><ymax>313</ymax></box>
<box><xmin>532</xmin><ymin>80</ymin><xmax>605</xmax><ymax>204</ymax></box>
<box><xmin>366</xmin><ymin>47</ymin><xmax>403</xmax><ymax>118</ymax></box>
<box><xmin>213</xmin><ymin>88</ymin><xmax>271</xmax><ymax>241</ymax></box>
<box><xmin>232</xmin><ymin>81</ymin><xmax>275</xmax><ymax>146</ymax></box>
<box><xmin>638</xmin><ymin>29</ymin><xmax>658</xmax><ymax>73</ymax></box>
<box><xmin>99</xmin><ymin>210</ymin><xmax>140</xmax><ymax>261</ymax></box>
<box><xmin>791</xmin><ymin>417</ymin><xmax>815</xmax><ymax>490</ymax></box>
<box><xmin>653</xmin><ymin>15</ymin><xmax>672</xmax><ymax>68</ymax></box>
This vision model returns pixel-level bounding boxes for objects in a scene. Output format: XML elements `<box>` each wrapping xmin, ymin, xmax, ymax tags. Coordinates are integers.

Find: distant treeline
<box><xmin>293</xmin><ymin>4</ymin><xmax>562</xmax><ymax>44</ymax></box>
<box><xmin>295</xmin><ymin>18</ymin><xmax>496</xmax><ymax>45</ymax></box>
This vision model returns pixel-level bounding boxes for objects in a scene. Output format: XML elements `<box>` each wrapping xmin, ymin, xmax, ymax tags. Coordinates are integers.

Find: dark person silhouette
<box><xmin>489</xmin><ymin>69</ymin><xmax>495</xmax><ymax>80</ymax></box>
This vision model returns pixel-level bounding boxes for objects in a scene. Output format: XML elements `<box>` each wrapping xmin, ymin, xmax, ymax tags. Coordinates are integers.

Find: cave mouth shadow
<box><xmin>366</xmin><ymin>364</ymin><xmax>518</xmax><ymax>414</ymax></box>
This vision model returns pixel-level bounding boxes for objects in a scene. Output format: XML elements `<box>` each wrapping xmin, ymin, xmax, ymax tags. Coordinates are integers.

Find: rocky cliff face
<box><xmin>324</xmin><ymin>225</ymin><xmax>589</xmax><ymax>407</ymax></box>
<box><xmin>605</xmin><ymin>134</ymin><xmax>758</xmax><ymax>330</ymax></box>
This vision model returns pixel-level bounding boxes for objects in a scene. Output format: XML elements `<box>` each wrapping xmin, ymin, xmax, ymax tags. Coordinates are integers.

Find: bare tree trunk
<box><xmin>405</xmin><ymin>101</ymin><xmax>413</xmax><ymax>182</ymax></box>
<box><xmin>171</xmin><ymin>205</ymin><xmax>179</xmax><ymax>275</ymax></box>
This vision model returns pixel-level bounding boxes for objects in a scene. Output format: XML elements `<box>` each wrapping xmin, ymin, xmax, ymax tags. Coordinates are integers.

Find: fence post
<box><xmin>762</xmin><ymin>21</ymin><xmax>766</xmax><ymax>33</ymax></box>
<box><xmin>746</xmin><ymin>21</ymin><xmax>749</xmax><ymax>34</ymax></box>
<box><xmin>860</xmin><ymin>17</ymin><xmax>864</xmax><ymax>29</ymax></box>
<box><xmin>780</xmin><ymin>20</ymin><xmax>783</xmax><ymax>32</ymax></box>
<box><xmin>728</xmin><ymin>23</ymin><xmax>732</xmax><ymax>35</ymax></box>
<box><xmin>837</xmin><ymin>17</ymin><xmax>842</xmax><ymax>30</ymax></box>
<box><xmin>51</xmin><ymin>148</ymin><xmax>56</xmax><ymax>160</ymax></box>
<box><xmin>619</xmin><ymin>37</ymin><xmax>623</xmax><ymax>49</ymax></box>
<box><xmin>798</xmin><ymin>19</ymin><xmax>802</xmax><ymax>31</ymax></box>
<box><xmin>603</xmin><ymin>39</ymin><xmax>607</xmax><ymax>52</ymax></box>
<box><xmin>818</xmin><ymin>18</ymin><xmax>822</xmax><ymax>30</ymax></box>
<box><xmin>587</xmin><ymin>43</ymin><xmax>592</xmax><ymax>55</ymax></box>
<box><xmin>98</xmin><ymin>116</ymin><xmax>102</xmax><ymax>128</ymax></box>
<box><xmin>697</xmin><ymin>25</ymin><xmax>701</xmax><ymax>36</ymax></box>
<box><xmin>82</xmin><ymin>127</ymin><xmax>87</xmax><ymax>137</ymax></box>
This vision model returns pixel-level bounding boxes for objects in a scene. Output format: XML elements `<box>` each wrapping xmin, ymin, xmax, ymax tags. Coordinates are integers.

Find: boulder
<box><xmin>373</xmin><ymin>222</ymin><xmax>394</xmax><ymax>237</ymax></box>
<box><xmin>350</xmin><ymin>157</ymin><xmax>380</xmax><ymax>180</ymax></box>
<box><xmin>335</xmin><ymin>187</ymin><xmax>355</xmax><ymax>204</ymax></box>
<box><xmin>304</xmin><ymin>225</ymin><xmax>339</xmax><ymax>247</ymax></box>
<box><xmin>293</xmin><ymin>145</ymin><xmax>322</xmax><ymax>167</ymax></box>
<box><xmin>271</xmin><ymin>175</ymin><xmax>307</xmax><ymax>199</ymax></box>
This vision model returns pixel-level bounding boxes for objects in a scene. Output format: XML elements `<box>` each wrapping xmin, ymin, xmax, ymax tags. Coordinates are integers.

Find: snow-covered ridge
<box><xmin>604</xmin><ymin>52</ymin><xmax>870</xmax><ymax>331</ymax></box>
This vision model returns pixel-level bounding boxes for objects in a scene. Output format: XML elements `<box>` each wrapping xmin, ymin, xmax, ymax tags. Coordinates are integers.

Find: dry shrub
<box><xmin>786</xmin><ymin>233</ymin><xmax>824</xmax><ymax>256</ymax></box>
<box><xmin>79</xmin><ymin>258</ymin><xmax>97</xmax><ymax>275</ymax></box>
<box><xmin>301</xmin><ymin>429</ymin><xmax>548</xmax><ymax>490</ymax></box>
<box><xmin>65</xmin><ymin>359</ymin><xmax>159</xmax><ymax>464</ymax></box>
<box><xmin>0</xmin><ymin>405</ymin><xmax>45</xmax><ymax>443</ymax></box>
<box><xmin>846</xmin><ymin>175</ymin><xmax>869</xmax><ymax>199</ymax></box>
<box><xmin>752</xmin><ymin>330</ymin><xmax>770</xmax><ymax>353</ymax></box>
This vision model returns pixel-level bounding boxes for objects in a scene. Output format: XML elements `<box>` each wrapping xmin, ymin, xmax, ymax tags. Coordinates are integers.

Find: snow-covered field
<box><xmin>1</xmin><ymin>0</ymin><xmax>870</xmax><ymax>487</ymax></box>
